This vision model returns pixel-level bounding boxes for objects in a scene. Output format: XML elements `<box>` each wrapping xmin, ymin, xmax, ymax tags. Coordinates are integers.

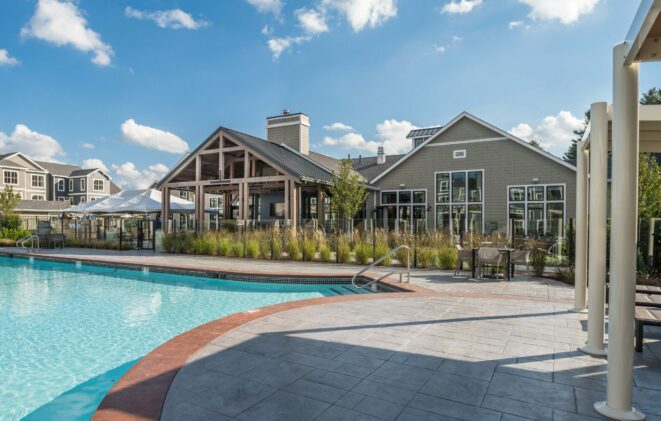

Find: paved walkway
<box><xmin>162</xmin><ymin>296</ymin><xmax>661</xmax><ymax>421</ymax></box>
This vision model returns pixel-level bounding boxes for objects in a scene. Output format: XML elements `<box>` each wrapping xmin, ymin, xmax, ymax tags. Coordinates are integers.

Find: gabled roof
<box><xmin>70</xmin><ymin>168</ymin><xmax>101</xmax><ymax>177</ymax></box>
<box><xmin>158</xmin><ymin>126</ymin><xmax>336</xmax><ymax>186</ymax></box>
<box><xmin>370</xmin><ymin>111</ymin><xmax>576</xmax><ymax>184</ymax></box>
<box><xmin>35</xmin><ymin>161</ymin><xmax>81</xmax><ymax>177</ymax></box>
<box><xmin>351</xmin><ymin>154</ymin><xmax>405</xmax><ymax>181</ymax></box>
<box><xmin>406</xmin><ymin>126</ymin><xmax>443</xmax><ymax>139</ymax></box>
<box><xmin>0</xmin><ymin>152</ymin><xmax>48</xmax><ymax>172</ymax></box>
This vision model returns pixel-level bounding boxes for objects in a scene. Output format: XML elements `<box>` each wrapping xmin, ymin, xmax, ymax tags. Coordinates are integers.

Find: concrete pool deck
<box><xmin>4</xmin><ymin>248</ymin><xmax>660</xmax><ymax>420</ymax></box>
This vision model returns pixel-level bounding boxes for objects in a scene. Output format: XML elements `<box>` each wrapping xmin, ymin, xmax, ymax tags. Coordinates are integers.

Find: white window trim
<box><xmin>56</xmin><ymin>179</ymin><xmax>65</xmax><ymax>192</ymax></box>
<box><xmin>3</xmin><ymin>170</ymin><xmax>19</xmax><ymax>185</ymax></box>
<box><xmin>69</xmin><ymin>179</ymin><xmax>74</xmax><ymax>191</ymax></box>
<box><xmin>380</xmin><ymin>188</ymin><xmax>428</xmax><ymax>232</ymax></box>
<box><xmin>31</xmin><ymin>174</ymin><xmax>45</xmax><ymax>188</ymax></box>
<box><xmin>31</xmin><ymin>194</ymin><xmax>45</xmax><ymax>200</ymax></box>
<box><xmin>453</xmin><ymin>149</ymin><xmax>467</xmax><ymax>159</ymax></box>
<box><xmin>81</xmin><ymin>178</ymin><xmax>86</xmax><ymax>191</ymax></box>
<box><xmin>434</xmin><ymin>169</ymin><xmax>485</xmax><ymax>234</ymax></box>
<box><xmin>506</xmin><ymin>183</ymin><xmax>567</xmax><ymax>237</ymax></box>
<box><xmin>93</xmin><ymin>179</ymin><xmax>104</xmax><ymax>191</ymax></box>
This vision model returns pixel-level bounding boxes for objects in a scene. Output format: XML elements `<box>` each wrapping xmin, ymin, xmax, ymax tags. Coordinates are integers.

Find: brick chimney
<box><xmin>266</xmin><ymin>110</ymin><xmax>310</xmax><ymax>155</ymax></box>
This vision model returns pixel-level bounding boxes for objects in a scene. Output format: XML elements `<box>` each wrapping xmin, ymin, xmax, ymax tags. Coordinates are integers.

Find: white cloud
<box><xmin>0</xmin><ymin>49</ymin><xmax>19</xmax><ymax>66</ymax></box>
<box><xmin>111</xmin><ymin>162</ymin><xmax>169</xmax><ymax>190</ymax></box>
<box><xmin>452</xmin><ymin>35</ymin><xmax>463</xmax><ymax>42</ymax></box>
<box><xmin>82</xmin><ymin>158</ymin><xmax>108</xmax><ymax>172</ymax></box>
<box><xmin>124</xmin><ymin>6</ymin><xmax>208</xmax><ymax>30</ymax></box>
<box><xmin>510</xmin><ymin>111</ymin><xmax>584</xmax><ymax>156</ymax></box>
<box><xmin>267</xmin><ymin>36</ymin><xmax>311</xmax><ymax>59</ymax></box>
<box><xmin>21</xmin><ymin>0</ymin><xmax>114</xmax><ymax>66</ymax></box>
<box><xmin>120</xmin><ymin>119</ymin><xmax>189</xmax><ymax>154</ymax></box>
<box><xmin>246</xmin><ymin>0</ymin><xmax>283</xmax><ymax>15</ymax></box>
<box><xmin>509</xmin><ymin>20</ymin><xmax>524</xmax><ymax>29</ymax></box>
<box><xmin>82</xmin><ymin>142</ymin><xmax>94</xmax><ymax>149</ymax></box>
<box><xmin>442</xmin><ymin>0</ymin><xmax>483</xmax><ymax>14</ymax></box>
<box><xmin>323</xmin><ymin>122</ymin><xmax>354</xmax><ymax>131</ymax></box>
<box><xmin>518</xmin><ymin>0</ymin><xmax>599</xmax><ymax>24</ymax></box>
<box><xmin>261</xmin><ymin>24</ymin><xmax>273</xmax><ymax>35</ymax></box>
<box><xmin>323</xmin><ymin>119</ymin><xmax>418</xmax><ymax>155</ymax></box>
<box><xmin>321</xmin><ymin>0</ymin><xmax>397</xmax><ymax>32</ymax></box>
<box><xmin>296</xmin><ymin>8</ymin><xmax>329</xmax><ymax>34</ymax></box>
<box><xmin>0</xmin><ymin>124</ymin><xmax>65</xmax><ymax>162</ymax></box>
<box><xmin>434</xmin><ymin>44</ymin><xmax>446</xmax><ymax>54</ymax></box>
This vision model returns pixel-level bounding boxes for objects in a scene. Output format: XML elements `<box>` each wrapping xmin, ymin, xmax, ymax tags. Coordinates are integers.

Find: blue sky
<box><xmin>1</xmin><ymin>0</ymin><xmax>660</xmax><ymax>188</ymax></box>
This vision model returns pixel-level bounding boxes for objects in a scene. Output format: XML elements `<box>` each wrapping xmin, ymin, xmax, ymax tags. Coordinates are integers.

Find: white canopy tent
<box><xmin>574</xmin><ymin>1</ymin><xmax>661</xmax><ymax>419</ymax></box>
<box><xmin>65</xmin><ymin>189</ymin><xmax>196</xmax><ymax>214</ymax></box>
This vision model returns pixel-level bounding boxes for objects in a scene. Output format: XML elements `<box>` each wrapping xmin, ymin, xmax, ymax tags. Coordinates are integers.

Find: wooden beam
<box><xmin>163</xmin><ymin>175</ymin><xmax>289</xmax><ymax>189</ymax></box>
<box><xmin>195</xmin><ymin>156</ymin><xmax>201</xmax><ymax>182</ymax></box>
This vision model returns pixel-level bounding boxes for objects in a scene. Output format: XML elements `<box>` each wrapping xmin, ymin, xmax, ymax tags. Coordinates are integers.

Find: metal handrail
<box><xmin>16</xmin><ymin>234</ymin><xmax>39</xmax><ymax>252</ymax></box>
<box><xmin>352</xmin><ymin>245</ymin><xmax>411</xmax><ymax>290</ymax></box>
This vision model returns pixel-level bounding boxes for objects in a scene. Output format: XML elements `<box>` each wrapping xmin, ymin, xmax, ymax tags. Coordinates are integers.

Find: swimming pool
<box><xmin>0</xmin><ymin>256</ymin><xmax>367</xmax><ymax>420</ymax></box>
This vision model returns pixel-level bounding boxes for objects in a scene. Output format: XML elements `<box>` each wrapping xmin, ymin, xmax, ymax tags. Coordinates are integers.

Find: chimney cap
<box><xmin>282</xmin><ymin>108</ymin><xmax>289</xmax><ymax>115</ymax></box>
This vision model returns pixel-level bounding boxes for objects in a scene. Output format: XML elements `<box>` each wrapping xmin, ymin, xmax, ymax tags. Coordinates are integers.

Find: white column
<box><xmin>573</xmin><ymin>139</ymin><xmax>589</xmax><ymax>312</ymax></box>
<box><xmin>594</xmin><ymin>42</ymin><xmax>645</xmax><ymax>421</ymax></box>
<box><xmin>580</xmin><ymin>102</ymin><xmax>609</xmax><ymax>356</ymax></box>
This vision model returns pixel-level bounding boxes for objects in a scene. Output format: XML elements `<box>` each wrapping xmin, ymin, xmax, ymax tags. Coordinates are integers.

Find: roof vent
<box><xmin>377</xmin><ymin>146</ymin><xmax>386</xmax><ymax>165</ymax></box>
<box><xmin>282</xmin><ymin>108</ymin><xmax>289</xmax><ymax>115</ymax></box>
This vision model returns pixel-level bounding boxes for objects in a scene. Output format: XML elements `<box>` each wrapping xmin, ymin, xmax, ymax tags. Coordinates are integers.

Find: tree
<box><xmin>329</xmin><ymin>159</ymin><xmax>367</xmax><ymax>226</ymax></box>
<box><xmin>638</xmin><ymin>153</ymin><xmax>661</xmax><ymax>220</ymax></box>
<box><xmin>0</xmin><ymin>186</ymin><xmax>20</xmax><ymax>217</ymax></box>
<box><xmin>564</xmin><ymin>110</ymin><xmax>590</xmax><ymax>161</ymax></box>
<box><xmin>529</xmin><ymin>139</ymin><xmax>543</xmax><ymax>149</ymax></box>
<box><xmin>640</xmin><ymin>87</ymin><xmax>661</xmax><ymax>105</ymax></box>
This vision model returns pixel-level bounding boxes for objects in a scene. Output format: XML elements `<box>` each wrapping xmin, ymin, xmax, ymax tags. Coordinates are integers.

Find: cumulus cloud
<box><xmin>111</xmin><ymin>162</ymin><xmax>169</xmax><ymax>189</ymax></box>
<box><xmin>267</xmin><ymin>36</ymin><xmax>311</xmax><ymax>59</ymax></box>
<box><xmin>518</xmin><ymin>0</ymin><xmax>600</xmax><ymax>24</ymax></box>
<box><xmin>296</xmin><ymin>8</ymin><xmax>329</xmax><ymax>34</ymax></box>
<box><xmin>246</xmin><ymin>0</ymin><xmax>283</xmax><ymax>15</ymax></box>
<box><xmin>323</xmin><ymin>122</ymin><xmax>354</xmax><ymax>131</ymax></box>
<box><xmin>321</xmin><ymin>0</ymin><xmax>397</xmax><ymax>32</ymax></box>
<box><xmin>0</xmin><ymin>49</ymin><xmax>19</xmax><ymax>66</ymax></box>
<box><xmin>82</xmin><ymin>142</ymin><xmax>94</xmax><ymax>149</ymax></box>
<box><xmin>82</xmin><ymin>158</ymin><xmax>108</xmax><ymax>173</ymax></box>
<box><xmin>21</xmin><ymin>0</ymin><xmax>114</xmax><ymax>66</ymax></box>
<box><xmin>124</xmin><ymin>6</ymin><xmax>208</xmax><ymax>30</ymax></box>
<box><xmin>0</xmin><ymin>124</ymin><xmax>65</xmax><ymax>162</ymax></box>
<box><xmin>434</xmin><ymin>44</ymin><xmax>446</xmax><ymax>54</ymax></box>
<box><xmin>442</xmin><ymin>0</ymin><xmax>483</xmax><ymax>14</ymax></box>
<box><xmin>261</xmin><ymin>24</ymin><xmax>273</xmax><ymax>35</ymax></box>
<box><xmin>509</xmin><ymin>20</ymin><xmax>524</xmax><ymax>29</ymax></box>
<box><xmin>324</xmin><ymin>119</ymin><xmax>418</xmax><ymax>155</ymax></box>
<box><xmin>120</xmin><ymin>119</ymin><xmax>189</xmax><ymax>154</ymax></box>
<box><xmin>510</xmin><ymin>111</ymin><xmax>583</xmax><ymax>156</ymax></box>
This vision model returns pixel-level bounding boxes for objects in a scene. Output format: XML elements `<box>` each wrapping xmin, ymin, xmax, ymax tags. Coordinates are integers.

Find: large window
<box><xmin>31</xmin><ymin>174</ymin><xmax>44</xmax><ymax>188</ymax></box>
<box><xmin>381</xmin><ymin>189</ymin><xmax>427</xmax><ymax>232</ymax></box>
<box><xmin>4</xmin><ymin>170</ymin><xmax>18</xmax><ymax>185</ymax></box>
<box><xmin>81</xmin><ymin>178</ymin><xmax>86</xmax><ymax>191</ymax></box>
<box><xmin>94</xmin><ymin>179</ymin><xmax>104</xmax><ymax>191</ymax></box>
<box><xmin>69</xmin><ymin>179</ymin><xmax>74</xmax><ymax>191</ymax></box>
<box><xmin>435</xmin><ymin>170</ymin><xmax>483</xmax><ymax>234</ymax></box>
<box><xmin>56</xmin><ymin>179</ymin><xmax>65</xmax><ymax>192</ymax></box>
<box><xmin>508</xmin><ymin>184</ymin><xmax>565</xmax><ymax>236</ymax></box>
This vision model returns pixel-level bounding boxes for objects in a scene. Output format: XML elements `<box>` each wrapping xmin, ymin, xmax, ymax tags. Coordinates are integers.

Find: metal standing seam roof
<box><xmin>222</xmin><ymin>128</ymin><xmax>335</xmax><ymax>183</ymax></box>
<box><xmin>406</xmin><ymin>126</ymin><xmax>443</xmax><ymax>139</ymax></box>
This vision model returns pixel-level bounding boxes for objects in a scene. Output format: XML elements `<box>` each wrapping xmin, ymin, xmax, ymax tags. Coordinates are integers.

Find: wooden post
<box><xmin>218</xmin><ymin>137</ymin><xmax>224</xmax><ymax>180</ymax></box>
<box><xmin>284</xmin><ymin>179</ymin><xmax>290</xmax><ymax>224</ymax></box>
<box><xmin>162</xmin><ymin>186</ymin><xmax>170</xmax><ymax>233</ymax></box>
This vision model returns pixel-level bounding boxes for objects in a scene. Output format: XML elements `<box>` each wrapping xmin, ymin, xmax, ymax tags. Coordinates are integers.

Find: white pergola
<box><xmin>574</xmin><ymin>1</ymin><xmax>661</xmax><ymax>419</ymax></box>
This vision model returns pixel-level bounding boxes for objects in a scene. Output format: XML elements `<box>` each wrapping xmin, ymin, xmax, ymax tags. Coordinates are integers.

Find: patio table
<box><xmin>471</xmin><ymin>247</ymin><xmax>514</xmax><ymax>281</ymax></box>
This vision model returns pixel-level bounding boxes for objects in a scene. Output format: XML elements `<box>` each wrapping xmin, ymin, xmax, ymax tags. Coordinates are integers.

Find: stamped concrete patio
<box><xmin>161</xmin><ymin>296</ymin><xmax>661</xmax><ymax>421</ymax></box>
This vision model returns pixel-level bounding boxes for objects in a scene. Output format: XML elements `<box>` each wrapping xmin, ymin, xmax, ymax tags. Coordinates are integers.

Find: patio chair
<box><xmin>477</xmin><ymin>247</ymin><xmax>503</xmax><ymax>279</ymax></box>
<box><xmin>510</xmin><ymin>249</ymin><xmax>531</xmax><ymax>280</ymax></box>
<box><xmin>454</xmin><ymin>245</ymin><xmax>473</xmax><ymax>275</ymax></box>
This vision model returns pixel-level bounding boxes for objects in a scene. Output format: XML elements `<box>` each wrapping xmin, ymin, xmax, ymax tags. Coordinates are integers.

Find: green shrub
<box><xmin>271</xmin><ymin>237</ymin><xmax>283</xmax><ymax>259</ymax></box>
<box><xmin>259</xmin><ymin>238</ymin><xmax>272</xmax><ymax>259</ymax></box>
<box><xmin>181</xmin><ymin>234</ymin><xmax>195</xmax><ymax>254</ymax></box>
<box><xmin>162</xmin><ymin>233</ymin><xmax>174</xmax><ymax>253</ymax></box>
<box><xmin>246</xmin><ymin>239</ymin><xmax>260</xmax><ymax>259</ymax></box>
<box><xmin>437</xmin><ymin>246</ymin><xmax>457</xmax><ymax>270</ymax></box>
<box><xmin>417</xmin><ymin>248</ymin><xmax>437</xmax><ymax>268</ymax></box>
<box><xmin>1</xmin><ymin>227</ymin><xmax>31</xmax><ymax>241</ymax></box>
<box><xmin>287</xmin><ymin>237</ymin><xmax>302</xmax><ymax>260</ymax></box>
<box><xmin>217</xmin><ymin>237</ymin><xmax>232</xmax><ymax>256</ymax></box>
<box><xmin>395</xmin><ymin>246</ymin><xmax>411</xmax><ymax>267</ymax></box>
<box><xmin>354</xmin><ymin>242</ymin><xmax>371</xmax><ymax>265</ymax></box>
<box><xmin>231</xmin><ymin>241</ymin><xmax>245</xmax><ymax>257</ymax></box>
<box><xmin>374</xmin><ymin>241</ymin><xmax>391</xmax><ymax>266</ymax></box>
<box><xmin>337</xmin><ymin>240</ymin><xmax>351</xmax><ymax>264</ymax></box>
<box><xmin>530</xmin><ymin>247</ymin><xmax>547</xmax><ymax>277</ymax></box>
<box><xmin>319</xmin><ymin>244</ymin><xmax>331</xmax><ymax>262</ymax></box>
<box><xmin>302</xmin><ymin>238</ymin><xmax>317</xmax><ymax>261</ymax></box>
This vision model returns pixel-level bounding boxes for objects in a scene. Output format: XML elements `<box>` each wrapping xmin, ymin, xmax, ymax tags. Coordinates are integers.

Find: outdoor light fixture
<box><xmin>532</xmin><ymin>178</ymin><xmax>539</xmax><ymax>183</ymax></box>
<box><xmin>399</xmin><ymin>183</ymin><xmax>406</xmax><ymax>188</ymax></box>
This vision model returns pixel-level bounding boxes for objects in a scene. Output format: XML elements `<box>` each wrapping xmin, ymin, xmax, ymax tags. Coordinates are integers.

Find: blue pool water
<box><xmin>0</xmin><ymin>257</ymin><xmax>365</xmax><ymax>420</ymax></box>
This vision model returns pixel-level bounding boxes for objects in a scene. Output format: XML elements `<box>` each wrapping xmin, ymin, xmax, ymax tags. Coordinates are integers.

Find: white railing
<box><xmin>16</xmin><ymin>234</ymin><xmax>40</xmax><ymax>253</ymax></box>
<box><xmin>352</xmin><ymin>245</ymin><xmax>411</xmax><ymax>291</ymax></box>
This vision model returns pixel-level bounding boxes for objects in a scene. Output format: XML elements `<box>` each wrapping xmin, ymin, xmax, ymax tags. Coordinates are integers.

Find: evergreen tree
<box><xmin>563</xmin><ymin>110</ymin><xmax>590</xmax><ymax>161</ymax></box>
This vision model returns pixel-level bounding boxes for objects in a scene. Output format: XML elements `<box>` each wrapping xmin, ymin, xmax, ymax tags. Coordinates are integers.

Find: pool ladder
<box><xmin>16</xmin><ymin>234</ymin><xmax>40</xmax><ymax>253</ymax></box>
<box><xmin>352</xmin><ymin>245</ymin><xmax>411</xmax><ymax>291</ymax></box>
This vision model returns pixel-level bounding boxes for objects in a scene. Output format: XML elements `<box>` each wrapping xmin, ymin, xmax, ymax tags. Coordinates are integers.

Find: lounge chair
<box><xmin>637</xmin><ymin>285</ymin><xmax>661</xmax><ymax>295</ymax></box>
<box><xmin>454</xmin><ymin>245</ymin><xmax>473</xmax><ymax>275</ymax></box>
<box><xmin>635</xmin><ymin>306</ymin><xmax>661</xmax><ymax>352</ymax></box>
<box><xmin>477</xmin><ymin>247</ymin><xmax>502</xmax><ymax>279</ymax></box>
<box><xmin>510</xmin><ymin>249</ymin><xmax>531</xmax><ymax>280</ymax></box>
<box><xmin>637</xmin><ymin>293</ymin><xmax>661</xmax><ymax>308</ymax></box>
